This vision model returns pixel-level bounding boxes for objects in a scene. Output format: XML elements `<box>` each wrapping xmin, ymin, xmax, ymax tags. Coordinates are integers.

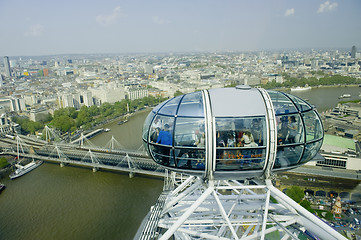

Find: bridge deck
<box><xmin>3</xmin><ymin>151</ymin><xmax>165</xmax><ymax>177</ymax></box>
<box><xmin>0</xmin><ymin>136</ymin><xmax>165</xmax><ymax>178</ymax></box>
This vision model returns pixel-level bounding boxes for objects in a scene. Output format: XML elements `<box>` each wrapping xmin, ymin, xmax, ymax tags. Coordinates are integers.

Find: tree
<box><xmin>51</xmin><ymin>115</ymin><xmax>75</xmax><ymax>132</ymax></box>
<box><xmin>286</xmin><ymin>186</ymin><xmax>304</xmax><ymax>203</ymax></box>
<box><xmin>53</xmin><ymin>107</ymin><xmax>77</xmax><ymax>119</ymax></box>
<box><xmin>300</xmin><ymin>199</ymin><xmax>314</xmax><ymax>213</ymax></box>
<box><xmin>0</xmin><ymin>157</ymin><xmax>9</xmax><ymax>169</ymax></box>
<box><xmin>76</xmin><ymin>108</ymin><xmax>92</xmax><ymax>127</ymax></box>
<box><xmin>12</xmin><ymin>116</ymin><xmax>44</xmax><ymax>134</ymax></box>
<box><xmin>174</xmin><ymin>90</ymin><xmax>184</xmax><ymax>97</ymax></box>
<box><xmin>88</xmin><ymin>105</ymin><xmax>100</xmax><ymax>116</ymax></box>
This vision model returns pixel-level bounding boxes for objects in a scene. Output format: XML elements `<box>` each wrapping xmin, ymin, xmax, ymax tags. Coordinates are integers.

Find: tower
<box><xmin>351</xmin><ymin>45</ymin><xmax>356</xmax><ymax>58</ymax></box>
<box><xmin>3</xmin><ymin>56</ymin><xmax>11</xmax><ymax>78</ymax></box>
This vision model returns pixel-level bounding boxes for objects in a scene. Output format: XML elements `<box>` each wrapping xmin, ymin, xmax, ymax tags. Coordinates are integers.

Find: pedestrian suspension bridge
<box><xmin>0</xmin><ymin>126</ymin><xmax>166</xmax><ymax>178</ymax></box>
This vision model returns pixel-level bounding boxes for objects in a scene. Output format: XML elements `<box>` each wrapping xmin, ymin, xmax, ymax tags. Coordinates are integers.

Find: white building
<box><xmin>58</xmin><ymin>91</ymin><xmax>94</xmax><ymax>109</ymax></box>
<box><xmin>80</xmin><ymin>90</ymin><xmax>94</xmax><ymax>107</ymax></box>
<box><xmin>59</xmin><ymin>94</ymin><xmax>75</xmax><ymax>108</ymax></box>
<box><xmin>10</xmin><ymin>97</ymin><xmax>26</xmax><ymax>112</ymax></box>
<box><xmin>29</xmin><ymin>107</ymin><xmax>49</xmax><ymax>122</ymax></box>
<box><xmin>0</xmin><ymin>112</ymin><xmax>11</xmax><ymax>133</ymax></box>
<box><xmin>144</xmin><ymin>63</ymin><xmax>154</xmax><ymax>74</ymax></box>
<box><xmin>89</xmin><ymin>83</ymin><xmax>126</xmax><ymax>104</ymax></box>
<box><xmin>126</xmin><ymin>87</ymin><xmax>148</xmax><ymax>100</ymax></box>
<box><xmin>305</xmin><ymin>134</ymin><xmax>361</xmax><ymax>171</ymax></box>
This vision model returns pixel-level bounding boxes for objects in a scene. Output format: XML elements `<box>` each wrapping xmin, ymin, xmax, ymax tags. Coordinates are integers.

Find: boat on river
<box><xmin>117</xmin><ymin>120</ymin><xmax>128</xmax><ymax>125</ymax></box>
<box><xmin>0</xmin><ymin>183</ymin><xmax>5</xmax><ymax>193</ymax></box>
<box><xmin>338</xmin><ymin>94</ymin><xmax>351</xmax><ymax>99</ymax></box>
<box><xmin>9</xmin><ymin>160</ymin><xmax>43</xmax><ymax>180</ymax></box>
<box><xmin>290</xmin><ymin>86</ymin><xmax>312</xmax><ymax>91</ymax></box>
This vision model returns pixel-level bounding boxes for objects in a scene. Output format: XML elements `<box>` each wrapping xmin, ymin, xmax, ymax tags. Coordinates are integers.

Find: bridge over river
<box><xmin>0</xmin><ymin>133</ymin><xmax>166</xmax><ymax>178</ymax></box>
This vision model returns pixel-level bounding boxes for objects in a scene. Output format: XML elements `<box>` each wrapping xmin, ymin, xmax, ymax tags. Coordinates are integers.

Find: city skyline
<box><xmin>0</xmin><ymin>0</ymin><xmax>361</xmax><ymax>56</ymax></box>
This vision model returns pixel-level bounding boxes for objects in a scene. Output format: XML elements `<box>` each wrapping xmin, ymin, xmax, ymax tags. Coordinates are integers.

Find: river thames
<box><xmin>0</xmin><ymin>86</ymin><xmax>360</xmax><ymax>240</ymax></box>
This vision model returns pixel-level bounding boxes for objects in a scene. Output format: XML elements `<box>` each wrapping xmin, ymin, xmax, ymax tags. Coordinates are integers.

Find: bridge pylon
<box><xmin>80</xmin><ymin>149</ymin><xmax>103</xmax><ymax>172</ymax></box>
<box><xmin>44</xmin><ymin>125</ymin><xmax>62</xmax><ymax>143</ymax></box>
<box><xmin>137</xmin><ymin>144</ymin><xmax>147</xmax><ymax>154</ymax></box>
<box><xmin>117</xmin><ymin>154</ymin><xmax>141</xmax><ymax>178</ymax></box>
<box><xmin>52</xmin><ymin>145</ymin><xmax>70</xmax><ymax>167</ymax></box>
<box><xmin>77</xmin><ymin>133</ymin><xmax>97</xmax><ymax>148</ymax></box>
<box><xmin>104</xmin><ymin>136</ymin><xmax>125</xmax><ymax>150</ymax></box>
<box><xmin>15</xmin><ymin>135</ymin><xmax>25</xmax><ymax>160</ymax></box>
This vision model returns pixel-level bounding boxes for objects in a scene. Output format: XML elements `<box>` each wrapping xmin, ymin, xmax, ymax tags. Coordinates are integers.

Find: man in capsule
<box><xmin>156</xmin><ymin>124</ymin><xmax>172</xmax><ymax>146</ymax></box>
<box><xmin>156</xmin><ymin>123</ymin><xmax>172</xmax><ymax>165</ymax></box>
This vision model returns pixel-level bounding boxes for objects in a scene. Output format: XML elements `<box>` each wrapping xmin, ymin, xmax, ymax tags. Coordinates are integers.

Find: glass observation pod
<box><xmin>142</xmin><ymin>86</ymin><xmax>323</xmax><ymax>180</ymax></box>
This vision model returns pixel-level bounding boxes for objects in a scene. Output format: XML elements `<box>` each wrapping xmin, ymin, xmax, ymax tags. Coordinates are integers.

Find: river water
<box><xmin>0</xmin><ymin>86</ymin><xmax>360</xmax><ymax>240</ymax></box>
<box><xmin>0</xmin><ymin>110</ymin><xmax>163</xmax><ymax>240</ymax></box>
<box><xmin>286</xmin><ymin>85</ymin><xmax>361</xmax><ymax>113</ymax></box>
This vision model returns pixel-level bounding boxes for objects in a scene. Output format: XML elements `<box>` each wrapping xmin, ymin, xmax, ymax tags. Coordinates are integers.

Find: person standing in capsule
<box><xmin>156</xmin><ymin>123</ymin><xmax>172</xmax><ymax>165</ymax></box>
<box><xmin>156</xmin><ymin>124</ymin><xmax>172</xmax><ymax>145</ymax></box>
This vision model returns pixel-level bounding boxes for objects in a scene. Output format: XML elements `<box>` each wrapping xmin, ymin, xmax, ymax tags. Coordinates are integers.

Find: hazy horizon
<box><xmin>1</xmin><ymin>0</ymin><xmax>360</xmax><ymax>57</ymax></box>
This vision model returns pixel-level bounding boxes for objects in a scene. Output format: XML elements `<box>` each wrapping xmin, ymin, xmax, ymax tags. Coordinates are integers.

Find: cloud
<box><xmin>152</xmin><ymin>16</ymin><xmax>165</xmax><ymax>25</ymax></box>
<box><xmin>24</xmin><ymin>24</ymin><xmax>44</xmax><ymax>37</ymax></box>
<box><xmin>284</xmin><ymin>8</ymin><xmax>295</xmax><ymax>17</ymax></box>
<box><xmin>96</xmin><ymin>6</ymin><xmax>123</xmax><ymax>26</ymax></box>
<box><xmin>317</xmin><ymin>1</ymin><xmax>338</xmax><ymax>13</ymax></box>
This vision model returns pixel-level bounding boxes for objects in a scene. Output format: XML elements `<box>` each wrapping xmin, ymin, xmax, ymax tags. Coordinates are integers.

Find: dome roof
<box><xmin>142</xmin><ymin>86</ymin><xmax>323</xmax><ymax>180</ymax></box>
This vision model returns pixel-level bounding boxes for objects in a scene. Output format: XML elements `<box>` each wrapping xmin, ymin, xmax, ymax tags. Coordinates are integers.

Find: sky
<box><xmin>0</xmin><ymin>0</ymin><xmax>360</xmax><ymax>56</ymax></box>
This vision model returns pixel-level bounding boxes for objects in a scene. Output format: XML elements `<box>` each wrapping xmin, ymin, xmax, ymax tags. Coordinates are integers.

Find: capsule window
<box><xmin>276</xmin><ymin>114</ymin><xmax>304</xmax><ymax>145</ymax></box>
<box><xmin>175</xmin><ymin>149</ymin><xmax>205</xmax><ymax>170</ymax></box>
<box><xmin>142</xmin><ymin>111</ymin><xmax>155</xmax><ymax>141</ymax></box>
<box><xmin>149</xmin><ymin>116</ymin><xmax>174</xmax><ymax>145</ymax></box>
<box><xmin>158</xmin><ymin>95</ymin><xmax>182</xmax><ymax>116</ymax></box>
<box><xmin>302</xmin><ymin>111</ymin><xmax>323</xmax><ymax>142</ymax></box>
<box><xmin>286</xmin><ymin>94</ymin><xmax>312</xmax><ymax>112</ymax></box>
<box><xmin>215</xmin><ymin>117</ymin><xmax>266</xmax><ymax>148</ymax></box>
<box><xmin>174</xmin><ymin>117</ymin><xmax>205</xmax><ymax>147</ymax></box>
<box><xmin>268</xmin><ymin>91</ymin><xmax>298</xmax><ymax>115</ymax></box>
<box><xmin>273</xmin><ymin>145</ymin><xmax>304</xmax><ymax>168</ymax></box>
<box><xmin>177</xmin><ymin>92</ymin><xmax>204</xmax><ymax>117</ymax></box>
<box><xmin>216</xmin><ymin>149</ymin><xmax>266</xmax><ymax>171</ymax></box>
<box><xmin>299</xmin><ymin>141</ymin><xmax>323</xmax><ymax>164</ymax></box>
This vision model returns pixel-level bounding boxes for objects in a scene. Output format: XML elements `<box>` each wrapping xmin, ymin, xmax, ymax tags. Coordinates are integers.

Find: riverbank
<box><xmin>0</xmin><ymin>156</ymin><xmax>14</xmax><ymax>180</ymax></box>
<box><xmin>273</xmin><ymin>83</ymin><xmax>361</xmax><ymax>92</ymax></box>
<box><xmin>87</xmin><ymin>107</ymin><xmax>151</xmax><ymax>131</ymax></box>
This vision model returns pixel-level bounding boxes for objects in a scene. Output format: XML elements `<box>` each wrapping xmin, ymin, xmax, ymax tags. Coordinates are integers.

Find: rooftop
<box><xmin>322</xmin><ymin>134</ymin><xmax>356</xmax><ymax>151</ymax></box>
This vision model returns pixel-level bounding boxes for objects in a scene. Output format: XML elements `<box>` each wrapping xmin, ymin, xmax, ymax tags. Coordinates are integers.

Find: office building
<box><xmin>144</xmin><ymin>63</ymin><xmax>154</xmax><ymax>74</ymax></box>
<box><xmin>3</xmin><ymin>56</ymin><xmax>11</xmax><ymax>78</ymax></box>
<box><xmin>29</xmin><ymin>107</ymin><xmax>49</xmax><ymax>122</ymax></box>
<box><xmin>0</xmin><ymin>112</ymin><xmax>11</xmax><ymax>133</ymax></box>
<box><xmin>351</xmin><ymin>45</ymin><xmax>357</xmax><ymax>58</ymax></box>
<box><xmin>10</xmin><ymin>97</ymin><xmax>26</xmax><ymax>112</ymax></box>
<box><xmin>126</xmin><ymin>87</ymin><xmax>148</xmax><ymax>100</ymax></box>
<box><xmin>80</xmin><ymin>91</ymin><xmax>94</xmax><ymax>107</ymax></box>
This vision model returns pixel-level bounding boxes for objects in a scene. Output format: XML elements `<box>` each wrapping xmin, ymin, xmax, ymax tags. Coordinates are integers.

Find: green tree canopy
<box><xmin>51</xmin><ymin>115</ymin><xmax>75</xmax><ymax>132</ymax></box>
<box><xmin>12</xmin><ymin>116</ymin><xmax>44</xmax><ymax>134</ymax></box>
<box><xmin>0</xmin><ymin>157</ymin><xmax>9</xmax><ymax>169</ymax></box>
<box><xmin>286</xmin><ymin>186</ymin><xmax>304</xmax><ymax>203</ymax></box>
<box><xmin>174</xmin><ymin>90</ymin><xmax>184</xmax><ymax>97</ymax></box>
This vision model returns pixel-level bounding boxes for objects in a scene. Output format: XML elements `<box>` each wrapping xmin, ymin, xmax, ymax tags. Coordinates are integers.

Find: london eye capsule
<box><xmin>142</xmin><ymin>86</ymin><xmax>323</xmax><ymax>180</ymax></box>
